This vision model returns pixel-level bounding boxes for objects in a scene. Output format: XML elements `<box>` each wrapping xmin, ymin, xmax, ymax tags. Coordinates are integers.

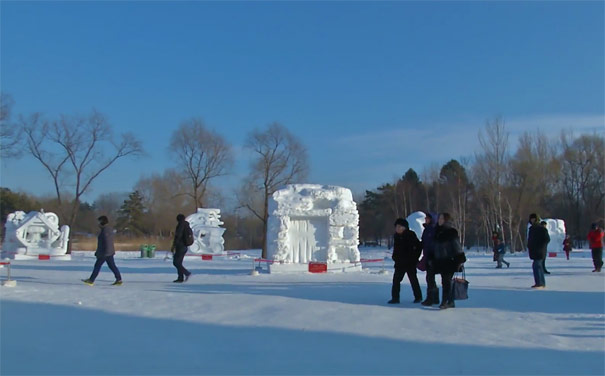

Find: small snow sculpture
<box><xmin>406</xmin><ymin>211</ymin><xmax>426</xmax><ymax>240</ymax></box>
<box><xmin>267</xmin><ymin>184</ymin><xmax>361</xmax><ymax>272</ymax></box>
<box><xmin>543</xmin><ymin>218</ymin><xmax>566</xmax><ymax>253</ymax></box>
<box><xmin>185</xmin><ymin>208</ymin><xmax>225</xmax><ymax>254</ymax></box>
<box><xmin>2</xmin><ymin>210</ymin><xmax>71</xmax><ymax>260</ymax></box>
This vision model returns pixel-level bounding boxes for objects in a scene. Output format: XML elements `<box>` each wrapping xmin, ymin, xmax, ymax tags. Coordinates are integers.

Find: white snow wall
<box><xmin>267</xmin><ymin>184</ymin><xmax>360</xmax><ymax>263</ymax></box>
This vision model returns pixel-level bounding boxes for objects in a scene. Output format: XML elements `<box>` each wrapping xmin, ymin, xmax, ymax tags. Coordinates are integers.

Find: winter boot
<box><xmin>111</xmin><ymin>280</ymin><xmax>123</xmax><ymax>286</ymax></box>
<box><xmin>82</xmin><ymin>279</ymin><xmax>94</xmax><ymax>286</ymax></box>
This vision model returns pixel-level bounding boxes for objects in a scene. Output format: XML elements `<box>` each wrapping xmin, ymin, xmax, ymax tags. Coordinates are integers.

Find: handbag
<box><xmin>451</xmin><ymin>267</ymin><xmax>469</xmax><ymax>300</ymax></box>
<box><xmin>417</xmin><ymin>255</ymin><xmax>427</xmax><ymax>271</ymax></box>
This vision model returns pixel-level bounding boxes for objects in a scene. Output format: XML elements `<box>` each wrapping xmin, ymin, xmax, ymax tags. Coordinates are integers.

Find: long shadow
<box><xmin>1</xmin><ymin>300</ymin><xmax>602</xmax><ymax>375</ymax></box>
<box><xmin>10</xmin><ymin>262</ymin><xmax>251</xmax><ymax>276</ymax></box>
<box><xmin>154</xmin><ymin>280</ymin><xmax>605</xmax><ymax>315</ymax></box>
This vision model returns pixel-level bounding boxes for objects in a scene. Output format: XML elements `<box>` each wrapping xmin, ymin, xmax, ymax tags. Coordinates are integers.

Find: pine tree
<box><xmin>117</xmin><ymin>191</ymin><xmax>147</xmax><ymax>236</ymax></box>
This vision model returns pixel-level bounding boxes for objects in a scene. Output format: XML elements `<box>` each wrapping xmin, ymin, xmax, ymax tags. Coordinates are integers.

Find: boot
<box><xmin>421</xmin><ymin>288</ymin><xmax>439</xmax><ymax>306</ymax></box>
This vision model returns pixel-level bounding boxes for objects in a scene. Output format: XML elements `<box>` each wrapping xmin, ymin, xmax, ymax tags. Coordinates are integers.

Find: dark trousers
<box><xmin>591</xmin><ymin>247</ymin><xmax>603</xmax><ymax>270</ymax></box>
<box><xmin>532</xmin><ymin>259</ymin><xmax>545</xmax><ymax>286</ymax></box>
<box><xmin>426</xmin><ymin>264</ymin><xmax>437</xmax><ymax>290</ymax></box>
<box><xmin>173</xmin><ymin>247</ymin><xmax>191</xmax><ymax>281</ymax></box>
<box><xmin>392</xmin><ymin>266</ymin><xmax>422</xmax><ymax>301</ymax></box>
<box><xmin>542</xmin><ymin>257</ymin><xmax>548</xmax><ymax>272</ymax></box>
<box><xmin>441</xmin><ymin>272</ymin><xmax>454</xmax><ymax>304</ymax></box>
<box><xmin>89</xmin><ymin>255</ymin><xmax>121</xmax><ymax>282</ymax></box>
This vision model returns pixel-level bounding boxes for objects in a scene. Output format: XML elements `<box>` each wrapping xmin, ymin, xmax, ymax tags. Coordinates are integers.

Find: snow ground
<box><xmin>1</xmin><ymin>248</ymin><xmax>604</xmax><ymax>375</ymax></box>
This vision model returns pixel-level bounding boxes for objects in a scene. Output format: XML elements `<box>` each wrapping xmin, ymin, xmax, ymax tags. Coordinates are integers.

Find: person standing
<box><xmin>527</xmin><ymin>213</ymin><xmax>550</xmax><ymax>289</ymax></box>
<box><xmin>420</xmin><ymin>213</ymin><xmax>439</xmax><ymax>306</ymax></box>
<box><xmin>82</xmin><ymin>216</ymin><xmax>122</xmax><ymax>286</ymax></box>
<box><xmin>562</xmin><ymin>234</ymin><xmax>572</xmax><ymax>261</ymax></box>
<box><xmin>587</xmin><ymin>223</ymin><xmax>604</xmax><ymax>272</ymax></box>
<box><xmin>432</xmin><ymin>213</ymin><xmax>466</xmax><ymax>309</ymax></box>
<box><xmin>540</xmin><ymin>221</ymin><xmax>551</xmax><ymax>274</ymax></box>
<box><xmin>388</xmin><ymin>218</ymin><xmax>422</xmax><ymax>304</ymax></box>
<box><xmin>172</xmin><ymin>214</ymin><xmax>192</xmax><ymax>283</ymax></box>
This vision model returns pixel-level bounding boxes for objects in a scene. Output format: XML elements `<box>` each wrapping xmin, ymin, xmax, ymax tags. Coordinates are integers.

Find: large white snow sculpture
<box><xmin>185</xmin><ymin>208</ymin><xmax>226</xmax><ymax>254</ymax></box>
<box><xmin>267</xmin><ymin>184</ymin><xmax>361</xmax><ymax>273</ymax></box>
<box><xmin>2</xmin><ymin>210</ymin><xmax>71</xmax><ymax>260</ymax></box>
<box><xmin>543</xmin><ymin>218</ymin><xmax>566</xmax><ymax>253</ymax></box>
<box><xmin>406</xmin><ymin>211</ymin><xmax>426</xmax><ymax>240</ymax></box>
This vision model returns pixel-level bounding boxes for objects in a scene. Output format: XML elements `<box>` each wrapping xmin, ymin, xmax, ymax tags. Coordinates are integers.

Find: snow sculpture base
<box><xmin>267</xmin><ymin>184</ymin><xmax>361</xmax><ymax>273</ymax></box>
<box><xmin>2</xmin><ymin>280</ymin><xmax>17</xmax><ymax>287</ymax></box>
<box><xmin>2</xmin><ymin>210</ymin><xmax>70</xmax><ymax>260</ymax></box>
<box><xmin>185</xmin><ymin>209</ymin><xmax>226</xmax><ymax>255</ymax></box>
<box><xmin>269</xmin><ymin>262</ymin><xmax>362</xmax><ymax>274</ymax></box>
<box><xmin>13</xmin><ymin>254</ymin><xmax>72</xmax><ymax>261</ymax></box>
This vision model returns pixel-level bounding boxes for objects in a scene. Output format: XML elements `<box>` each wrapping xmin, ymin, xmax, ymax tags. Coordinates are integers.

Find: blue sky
<box><xmin>1</xmin><ymin>1</ymin><xmax>604</xmax><ymax>204</ymax></box>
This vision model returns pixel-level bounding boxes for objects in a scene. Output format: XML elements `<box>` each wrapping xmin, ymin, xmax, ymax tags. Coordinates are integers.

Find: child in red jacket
<box><xmin>562</xmin><ymin>234</ymin><xmax>572</xmax><ymax>260</ymax></box>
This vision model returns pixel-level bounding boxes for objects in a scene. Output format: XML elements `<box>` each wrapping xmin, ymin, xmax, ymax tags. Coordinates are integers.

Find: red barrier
<box><xmin>254</xmin><ymin>258</ymin><xmax>274</xmax><ymax>264</ymax></box>
<box><xmin>38</xmin><ymin>255</ymin><xmax>50</xmax><ymax>260</ymax></box>
<box><xmin>359</xmin><ymin>258</ymin><xmax>384</xmax><ymax>263</ymax></box>
<box><xmin>308</xmin><ymin>262</ymin><xmax>327</xmax><ymax>273</ymax></box>
<box><xmin>201</xmin><ymin>254</ymin><xmax>213</xmax><ymax>261</ymax></box>
<box><xmin>0</xmin><ymin>262</ymin><xmax>10</xmax><ymax>265</ymax></box>
<box><xmin>548</xmin><ymin>252</ymin><xmax>557</xmax><ymax>257</ymax></box>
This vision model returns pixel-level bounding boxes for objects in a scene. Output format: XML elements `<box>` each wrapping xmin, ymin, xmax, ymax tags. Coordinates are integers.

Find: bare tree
<box><xmin>19</xmin><ymin>109</ymin><xmax>143</xmax><ymax>251</ymax></box>
<box><xmin>240</xmin><ymin>123</ymin><xmax>309</xmax><ymax>258</ymax></box>
<box><xmin>0</xmin><ymin>93</ymin><xmax>22</xmax><ymax>158</ymax></box>
<box><xmin>170</xmin><ymin>118</ymin><xmax>233</xmax><ymax>210</ymax></box>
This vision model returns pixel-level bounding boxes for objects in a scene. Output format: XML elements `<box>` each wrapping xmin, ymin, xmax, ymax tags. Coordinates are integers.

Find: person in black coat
<box><xmin>388</xmin><ymin>218</ymin><xmax>422</xmax><ymax>304</ymax></box>
<box><xmin>432</xmin><ymin>213</ymin><xmax>465</xmax><ymax>309</ymax></box>
<box><xmin>420</xmin><ymin>213</ymin><xmax>440</xmax><ymax>306</ymax></box>
<box><xmin>82</xmin><ymin>216</ymin><xmax>122</xmax><ymax>286</ymax></box>
<box><xmin>171</xmin><ymin>214</ymin><xmax>192</xmax><ymax>283</ymax></box>
<box><xmin>527</xmin><ymin>213</ymin><xmax>550</xmax><ymax>289</ymax></box>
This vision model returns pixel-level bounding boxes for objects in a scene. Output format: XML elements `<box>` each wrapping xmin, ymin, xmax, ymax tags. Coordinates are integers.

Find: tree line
<box><xmin>1</xmin><ymin>94</ymin><xmax>603</xmax><ymax>253</ymax></box>
<box><xmin>358</xmin><ymin>118</ymin><xmax>604</xmax><ymax>250</ymax></box>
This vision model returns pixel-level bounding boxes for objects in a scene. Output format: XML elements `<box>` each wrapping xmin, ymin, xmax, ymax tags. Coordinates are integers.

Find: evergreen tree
<box><xmin>117</xmin><ymin>191</ymin><xmax>147</xmax><ymax>236</ymax></box>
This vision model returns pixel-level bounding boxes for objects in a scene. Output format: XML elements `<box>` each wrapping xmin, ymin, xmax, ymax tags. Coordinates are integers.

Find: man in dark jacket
<box><xmin>82</xmin><ymin>216</ymin><xmax>122</xmax><ymax>286</ymax></box>
<box><xmin>171</xmin><ymin>214</ymin><xmax>192</xmax><ymax>283</ymax></box>
<box><xmin>527</xmin><ymin>213</ymin><xmax>550</xmax><ymax>289</ymax></box>
<box><xmin>420</xmin><ymin>213</ymin><xmax>439</xmax><ymax>306</ymax></box>
<box><xmin>388</xmin><ymin>218</ymin><xmax>422</xmax><ymax>304</ymax></box>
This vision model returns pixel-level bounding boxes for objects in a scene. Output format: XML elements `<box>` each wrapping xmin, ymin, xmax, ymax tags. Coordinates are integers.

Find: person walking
<box><xmin>420</xmin><ymin>213</ymin><xmax>439</xmax><ymax>306</ymax></box>
<box><xmin>527</xmin><ymin>213</ymin><xmax>550</xmax><ymax>289</ymax></box>
<box><xmin>562</xmin><ymin>234</ymin><xmax>572</xmax><ymax>260</ymax></box>
<box><xmin>432</xmin><ymin>213</ymin><xmax>466</xmax><ymax>309</ymax></box>
<box><xmin>494</xmin><ymin>236</ymin><xmax>510</xmax><ymax>268</ymax></box>
<box><xmin>388</xmin><ymin>218</ymin><xmax>422</xmax><ymax>304</ymax></box>
<box><xmin>171</xmin><ymin>214</ymin><xmax>193</xmax><ymax>283</ymax></box>
<box><xmin>587</xmin><ymin>223</ymin><xmax>604</xmax><ymax>272</ymax></box>
<box><xmin>82</xmin><ymin>216</ymin><xmax>122</xmax><ymax>286</ymax></box>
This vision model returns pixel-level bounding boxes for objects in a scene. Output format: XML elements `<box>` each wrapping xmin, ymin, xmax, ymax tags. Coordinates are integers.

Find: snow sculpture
<box><xmin>267</xmin><ymin>184</ymin><xmax>361</xmax><ymax>273</ymax></box>
<box><xmin>406</xmin><ymin>211</ymin><xmax>426</xmax><ymax>240</ymax></box>
<box><xmin>543</xmin><ymin>218</ymin><xmax>566</xmax><ymax>253</ymax></box>
<box><xmin>2</xmin><ymin>210</ymin><xmax>71</xmax><ymax>260</ymax></box>
<box><xmin>185</xmin><ymin>208</ymin><xmax>225</xmax><ymax>254</ymax></box>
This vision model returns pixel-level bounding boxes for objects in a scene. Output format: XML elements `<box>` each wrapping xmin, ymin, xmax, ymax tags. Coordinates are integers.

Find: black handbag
<box><xmin>451</xmin><ymin>267</ymin><xmax>469</xmax><ymax>300</ymax></box>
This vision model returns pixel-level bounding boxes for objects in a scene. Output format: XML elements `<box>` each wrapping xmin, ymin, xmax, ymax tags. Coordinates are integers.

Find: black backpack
<box><xmin>183</xmin><ymin>223</ymin><xmax>194</xmax><ymax>246</ymax></box>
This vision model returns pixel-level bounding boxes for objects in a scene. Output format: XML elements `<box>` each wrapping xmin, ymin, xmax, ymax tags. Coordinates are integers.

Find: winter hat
<box><xmin>97</xmin><ymin>215</ymin><xmax>109</xmax><ymax>226</ymax></box>
<box><xmin>529</xmin><ymin>213</ymin><xmax>538</xmax><ymax>221</ymax></box>
<box><xmin>394</xmin><ymin>218</ymin><xmax>408</xmax><ymax>228</ymax></box>
<box><xmin>176</xmin><ymin>214</ymin><xmax>186</xmax><ymax>222</ymax></box>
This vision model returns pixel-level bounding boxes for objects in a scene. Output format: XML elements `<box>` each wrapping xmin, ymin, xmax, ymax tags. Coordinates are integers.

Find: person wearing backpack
<box><xmin>171</xmin><ymin>214</ymin><xmax>193</xmax><ymax>283</ymax></box>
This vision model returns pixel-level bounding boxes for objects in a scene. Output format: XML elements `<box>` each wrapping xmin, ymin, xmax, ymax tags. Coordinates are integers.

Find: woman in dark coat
<box><xmin>432</xmin><ymin>213</ymin><xmax>465</xmax><ymax>309</ymax></box>
<box><xmin>388</xmin><ymin>218</ymin><xmax>422</xmax><ymax>304</ymax></box>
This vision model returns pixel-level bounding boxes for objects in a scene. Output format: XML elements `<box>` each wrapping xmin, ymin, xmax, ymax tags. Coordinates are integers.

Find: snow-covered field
<box><xmin>1</xmin><ymin>248</ymin><xmax>603</xmax><ymax>375</ymax></box>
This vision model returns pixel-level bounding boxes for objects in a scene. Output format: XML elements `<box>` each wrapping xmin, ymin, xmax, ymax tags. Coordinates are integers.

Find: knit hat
<box><xmin>394</xmin><ymin>218</ymin><xmax>408</xmax><ymax>228</ymax></box>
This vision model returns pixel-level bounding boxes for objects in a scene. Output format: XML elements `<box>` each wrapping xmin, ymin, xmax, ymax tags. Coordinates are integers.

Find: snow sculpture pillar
<box><xmin>267</xmin><ymin>184</ymin><xmax>361</xmax><ymax>273</ymax></box>
<box><xmin>2</xmin><ymin>210</ymin><xmax>71</xmax><ymax>260</ymax></box>
<box><xmin>185</xmin><ymin>208</ymin><xmax>226</xmax><ymax>254</ymax></box>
